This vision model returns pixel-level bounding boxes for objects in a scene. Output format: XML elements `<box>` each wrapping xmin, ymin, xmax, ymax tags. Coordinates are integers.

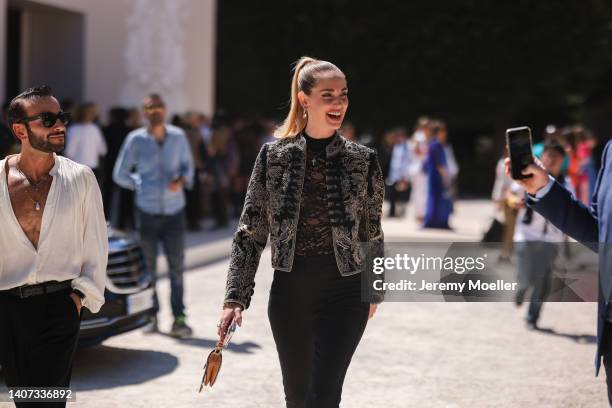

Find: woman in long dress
<box><xmin>423</xmin><ymin>120</ymin><xmax>452</xmax><ymax>229</ymax></box>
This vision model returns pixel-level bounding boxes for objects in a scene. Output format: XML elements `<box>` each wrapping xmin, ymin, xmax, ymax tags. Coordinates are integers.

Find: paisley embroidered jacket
<box><xmin>223</xmin><ymin>132</ymin><xmax>385</xmax><ymax>309</ymax></box>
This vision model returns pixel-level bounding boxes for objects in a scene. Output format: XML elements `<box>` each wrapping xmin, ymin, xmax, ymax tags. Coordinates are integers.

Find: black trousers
<box><xmin>0</xmin><ymin>286</ymin><xmax>81</xmax><ymax>408</ymax></box>
<box><xmin>268</xmin><ymin>254</ymin><xmax>370</xmax><ymax>408</ymax></box>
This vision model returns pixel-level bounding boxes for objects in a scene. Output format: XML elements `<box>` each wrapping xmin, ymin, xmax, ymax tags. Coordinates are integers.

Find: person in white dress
<box><xmin>64</xmin><ymin>102</ymin><xmax>107</xmax><ymax>186</ymax></box>
<box><xmin>409</xmin><ymin>116</ymin><xmax>430</xmax><ymax>222</ymax></box>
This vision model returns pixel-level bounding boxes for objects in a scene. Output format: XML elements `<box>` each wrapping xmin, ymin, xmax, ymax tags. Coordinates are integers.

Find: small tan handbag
<box><xmin>199</xmin><ymin>320</ymin><xmax>237</xmax><ymax>391</ymax></box>
<box><xmin>199</xmin><ymin>340</ymin><xmax>224</xmax><ymax>390</ymax></box>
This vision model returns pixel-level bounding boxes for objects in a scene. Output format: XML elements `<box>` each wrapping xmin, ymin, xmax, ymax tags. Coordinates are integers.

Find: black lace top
<box><xmin>294</xmin><ymin>132</ymin><xmax>335</xmax><ymax>257</ymax></box>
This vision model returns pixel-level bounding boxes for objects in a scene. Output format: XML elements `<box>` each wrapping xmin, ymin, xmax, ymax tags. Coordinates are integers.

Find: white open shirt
<box><xmin>0</xmin><ymin>153</ymin><xmax>108</xmax><ymax>313</ymax></box>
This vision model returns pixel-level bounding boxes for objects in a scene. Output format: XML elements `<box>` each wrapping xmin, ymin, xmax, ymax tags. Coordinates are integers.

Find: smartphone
<box><xmin>506</xmin><ymin>126</ymin><xmax>534</xmax><ymax>180</ymax></box>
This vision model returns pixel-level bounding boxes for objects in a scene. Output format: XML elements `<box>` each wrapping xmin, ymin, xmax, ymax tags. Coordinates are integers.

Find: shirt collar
<box><xmin>49</xmin><ymin>153</ymin><xmax>60</xmax><ymax>175</ymax></box>
<box><xmin>0</xmin><ymin>153</ymin><xmax>60</xmax><ymax>177</ymax></box>
<box><xmin>146</xmin><ymin>124</ymin><xmax>171</xmax><ymax>140</ymax></box>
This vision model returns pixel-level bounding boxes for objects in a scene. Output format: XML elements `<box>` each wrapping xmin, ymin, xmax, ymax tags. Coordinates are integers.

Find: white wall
<box><xmin>5</xmin><ymin>0</ymin><xmax>216</xmax><ymax>116</ymax></box>
<box><xmin>20</xmin><ymin>4</ymin><xmax>84</xmax><ymax>101</ymax></box>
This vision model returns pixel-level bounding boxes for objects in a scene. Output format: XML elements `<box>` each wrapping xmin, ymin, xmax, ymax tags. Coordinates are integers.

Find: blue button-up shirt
<box><xmin>113</xmin><ymin>124</ymin><xmax>194</xmax><ymax>215</ymax></box>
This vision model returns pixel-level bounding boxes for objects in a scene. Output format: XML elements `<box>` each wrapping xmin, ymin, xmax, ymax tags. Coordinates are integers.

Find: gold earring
<box><xmin>303</xmin><ymin>108</ymin><xmax>307</xmax><ymax>119</ymax></box>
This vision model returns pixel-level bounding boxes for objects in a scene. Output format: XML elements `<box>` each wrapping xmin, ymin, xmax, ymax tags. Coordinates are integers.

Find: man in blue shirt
<box><xmin>113</xmin><ymin>93</ymin><xmax>194</xmax><ymax>337</ymax></box>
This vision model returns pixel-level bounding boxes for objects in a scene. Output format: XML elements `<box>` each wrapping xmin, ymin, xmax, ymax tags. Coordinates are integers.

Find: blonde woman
<box><xmin>218</xmin><ymin>57</ymin><xmax>384</xmax><ymax>407</ymax></box>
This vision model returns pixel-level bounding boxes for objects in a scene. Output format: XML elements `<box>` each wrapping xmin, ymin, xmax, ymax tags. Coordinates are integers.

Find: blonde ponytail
<box><xmin>274</xmin><ymin>56</ymin><xmax>345</xmax><ymax>138</ymax></box>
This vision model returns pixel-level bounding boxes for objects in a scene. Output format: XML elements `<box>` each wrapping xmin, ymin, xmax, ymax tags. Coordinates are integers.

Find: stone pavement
<box><xmin>1</xmin><ymin>200</ymin><xmax>608</xmax><ymax>407</ymax></box>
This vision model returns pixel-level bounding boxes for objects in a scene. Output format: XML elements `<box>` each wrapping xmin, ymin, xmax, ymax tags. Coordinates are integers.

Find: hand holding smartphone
<box><xmin>506</xmin><ymin>126</ymin><xmax>534</xmax><ymax>179</ymax></box>
<box><xmin>504</xmin><ymin>126</ymin><xmax>551</xmax><ymax>195</ymax></box>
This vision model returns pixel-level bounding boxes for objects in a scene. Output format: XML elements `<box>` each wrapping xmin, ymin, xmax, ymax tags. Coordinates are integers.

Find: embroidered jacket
<box><xmin>224</xmin><ymin>132</ymin><xmax>385</xmax><ymax>309</ymax></box>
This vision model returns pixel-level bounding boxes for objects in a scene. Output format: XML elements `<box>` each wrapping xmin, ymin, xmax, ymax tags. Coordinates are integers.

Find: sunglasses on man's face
<box><xmin>17</xmin><ymin>111</ymin><xmax>71</xmax><ymax>128</ymax></box>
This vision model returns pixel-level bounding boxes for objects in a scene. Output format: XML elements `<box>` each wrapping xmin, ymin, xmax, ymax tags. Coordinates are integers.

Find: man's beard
<box><xmin>26</xmin><ymin>125</ymin><xmax>65</xmax><ymax>153</ymax></box>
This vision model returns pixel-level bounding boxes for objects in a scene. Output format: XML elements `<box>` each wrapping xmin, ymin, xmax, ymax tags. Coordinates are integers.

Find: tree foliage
<box><xmin>217</xmin><ymin>1</ymin><xmax>612</xmax><ymax>131</ymax></box>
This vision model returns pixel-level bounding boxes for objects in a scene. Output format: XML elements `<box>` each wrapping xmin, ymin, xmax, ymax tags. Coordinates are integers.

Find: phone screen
<box><xmin>506</xmin><ymin>126</ymin><xmax>534</xmax><ymax>179</ymax></box>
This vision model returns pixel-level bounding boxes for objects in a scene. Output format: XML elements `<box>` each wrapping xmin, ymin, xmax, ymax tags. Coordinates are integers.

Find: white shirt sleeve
<box><xmin>70</xmin><ymin>167</ymin><xmax>108</xmax><ymax>313</ymax></box>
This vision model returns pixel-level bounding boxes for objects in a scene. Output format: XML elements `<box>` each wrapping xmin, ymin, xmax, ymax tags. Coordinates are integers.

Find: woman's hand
<box><xmin>218</xmin><ymin>302</ymin><xmax>243</xmax><ymax>342</ymax></box>
<box><xmin>368</xmin><ymin>304</ymin><xmax>378</xmax><ymax>319</ymax></box>
<box><xmin>504</xmin><ymin>157</ymin><xmax>550</xmax><ymax>196</ymax></box>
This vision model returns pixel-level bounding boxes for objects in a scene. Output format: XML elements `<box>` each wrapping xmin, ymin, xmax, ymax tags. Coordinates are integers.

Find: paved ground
<box><xmin>1</xmin><ymin>200</ymin><xmax>608</xmax><ymax>407</ymax></box>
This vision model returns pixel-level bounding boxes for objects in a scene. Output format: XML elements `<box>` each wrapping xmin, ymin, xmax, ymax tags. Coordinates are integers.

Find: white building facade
<box><xmin>0</xmin><ymin>0</ymin><xmax>216</xmax><ymax>116</ymax></box>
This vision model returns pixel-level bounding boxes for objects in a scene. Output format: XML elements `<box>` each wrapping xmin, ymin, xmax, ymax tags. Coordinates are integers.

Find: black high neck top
<box><xmin>294</xmin><ymin>132</ymin><xmax>335</xmax><ymax>259</ymax></box>
<box><xmin>303</xmin><ymin>131</ymin><xmax>335</xmax><ymax>152</ymax></box>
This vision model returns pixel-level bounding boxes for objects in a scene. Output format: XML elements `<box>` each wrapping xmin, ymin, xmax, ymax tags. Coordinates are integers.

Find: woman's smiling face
<box><xmin>299</xmin><ymin>76</ymin><xmax>348</xmax><ymax>136</ymax></box>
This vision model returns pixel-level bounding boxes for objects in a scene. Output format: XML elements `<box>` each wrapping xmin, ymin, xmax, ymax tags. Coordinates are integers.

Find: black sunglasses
<box><xmin>17</xmin><ymin>111</ymin><xmax>71</xmax><ymax>128</ymax></box>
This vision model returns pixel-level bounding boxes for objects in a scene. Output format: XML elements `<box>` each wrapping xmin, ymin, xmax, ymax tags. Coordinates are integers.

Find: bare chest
<box><xmin>6</xmin><ymin>169</ymin><xmax>53</xmax><ymax>249</ymax></box>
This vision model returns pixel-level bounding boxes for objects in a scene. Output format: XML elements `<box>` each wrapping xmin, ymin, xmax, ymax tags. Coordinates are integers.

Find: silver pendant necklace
<box><xmin>16</xmin><ymin>160</ymin><xmax>48</xmax><ymax>211</ymax></box>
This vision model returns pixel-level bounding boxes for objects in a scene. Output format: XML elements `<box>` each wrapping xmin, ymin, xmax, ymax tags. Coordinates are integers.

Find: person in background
<box><xmin>233</xmin><ymin>119</ymin><xmax>264</xmax><ymax>218</ymax></box>
<box><xmin>113</xmin><ymin>93</ymin><xmax>195</xmax><ymax>338</ymax></box>
<box><xmin>198</xmin><ymin>113</ymin><xmax>213</xmax><ymax>145</ymax></box>
<box><xmin>491</xmin><ymin>150</ymin><xmax>516</xmax><ymax>262</ymax></box>
<box><xmin>103</xmin><ymin>107</ymin><xmax>133</xmax><ymax>227</ymax></box>
<box><xmin>170</xmin><ymin>113</ymin><xmax>184</xmax><ymax>128</ymax></box>
<box><xmin>423</xmin><ymin>120</ymin><xmax>452</xmax><ymax>229</ymax></box>
<box><xmin>386</xmin><ymin>127</ymin><xmax>411</xmax><ymax>217</ymax></box>
<box><xmin>507</xmin><ymin>140</ymin><xmax>571</xmax><ymax>329</ymax></box>
<box><xmin>206</xmin><ymin>120</ymin><xmax>238</xmax><ymax>229</ymax></box>
<box><xmin>376</xmin><ymin>127</ymin><xmax>396</xmax><ymax>194</ymax></box>
<box><xmin>560</xmin><ymin>125</ymin><xmax>586</xmax><ymax>203</ymax></box>
<box><xmin>183</xmin><ymin>111</ymin><xmax>205</xmax><ymax>231</ymax></box>
<box><xmin>576</xmin><ymin>126</ymin><xmax>598</xmax><ymax>204</ymax></box>
<box><xmin>64</xmin><ymin>102</ymin><xmax>107</xmax><ymax>188</ymax></box>
<box><xmin>409</xmin><ymin>116</ymin><xmax>430</xmax><ymax>222</ymax></box>
<box><xmin>127</xmin><ymin>107</ymin><xmax>143</xmax><ymax>129</ymax></box>
<box><xmin>437</xmin><ymin>123</ymin><xmax>459</xmax><ymax>203</ymax></box>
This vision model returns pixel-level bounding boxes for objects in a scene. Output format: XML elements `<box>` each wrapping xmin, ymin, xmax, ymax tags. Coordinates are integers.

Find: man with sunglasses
<box><xmin>113</xmin><ymin>93</ymin><xmax>194</xmax><ymax>338</ymax></box>
<box><xmin>0</xmin><ymin>86</ymin><xmax>108</xmax><ymax>405</ymax></box>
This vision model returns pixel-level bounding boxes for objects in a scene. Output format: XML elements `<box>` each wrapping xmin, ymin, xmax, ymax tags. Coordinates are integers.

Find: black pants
<box><xmin>0</xmin><ymin>286</ymin><xmax>81</xmax><ymax>407</ymax></box>
<box><xmin>268</xmin><ymin>254</ymin><xmax>370</xmax><ymax>408</ymax></box>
